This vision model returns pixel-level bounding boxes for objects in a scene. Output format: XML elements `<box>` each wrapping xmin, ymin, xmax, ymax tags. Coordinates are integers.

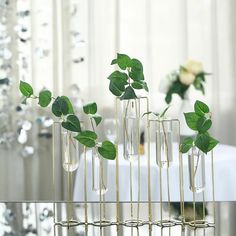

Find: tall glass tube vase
<box><xmin>186</xmin><ymin>147</ymin><xmax>216</xmax><ymax>229</ymax></box>
<box><xmin>188</xmin><ymin>146</ymin><xmax>205</xmax><ymax>193</ymax></box>
<box><xmin>148</xmin><ymin>118</ymin><xmax>184</xmax><ymax>227</ymax></box>
<box><xmin>122</xmin><ymin>98</ymin><xmax>140</xmax><ymax>162</ymax></box>
<box><xmin>53</xmin><ymin>122</ymin><xmax>80</xmax><ymax>229</ymax></box>
<box><xmin>92</xmin><ymin>147</ymin><xmax>108</xmax><ymax>195</ymax></box>
<box><xmin>156</xmin><ymin>119</ymin><xmax>173</xmax><ymax>168</ymax></box>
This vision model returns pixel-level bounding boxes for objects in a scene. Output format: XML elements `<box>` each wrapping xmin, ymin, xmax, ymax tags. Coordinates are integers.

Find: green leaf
<box><xmin>108</xmin><ymin>71</ymin><xmax>128</xmax><ymax>92</ymax></box>
<box><xmin>131</xmin><ymin>80</ymin><xmax>148</xmax><ymax>91</ymax></box>
<box><xmin>142</xmin><ymin>81</ymin><xmax>149</xmax><ymax>92</ymax></box>
<box><xmin>111</xmin><ymin>59</ymin><xmax>117</xmax><ymax>65</ymax></box>
<box><xmin>159</xmin><ymin>105</ymin><xmax>170</xmax><ymax>118</ymax></box>
<box><xmin>117</xmin><ymin>53</ymin><xmax>131</xmax><ymax>70</ymax></box>
<box><xmin>184</xmin><ymin>112</ymin><xmax>200</xmax><ymax>131</ymax></box>
<box><xmin>195</xmin><ymin>133</ymin><xmax>210</xmax><ymax>154</ymax></box>
<box><xmin>180</xmin><ymin>137</ymin><xmax>194</xmax><ymax>153</ymax></box>
<box><xmin>52</xmin><ymin>96</ymin><xmax>69</xmax><ymax>117</ymax></box>
<box><xmin>142</xmin><ymin>111</ymin><xmax>153</xmax><ymax>117</ymax></box>
<box><xmin>98</xmin><ymin>141</ymin><xmax>116</xmax><ymax>160</ymax></box>
<box><xmin>131</xmin><ymin>81</ymin><xmax>143</xmax><ymax>89</ymax></box>
<box><xmin>165</xmin><ymin>80</ymin><xmax>189</xmax><ymax>104</ymax></box>
<box><xmin>83</xmin><ymin>102</ymin><xmax>97</xmax><ymax>115</ymax></box>
<box><xmin>194</xmin><ymin>100</ymin><xmax>209</xmax><ymax>116</ymax></box>
<box><xmin>130</xmin><ymin>58</ymin><xmax>143</xmax><ymax>73</ymax></box>
<box><xmin>19</xmin><ymin>81</ymin><xmax>33</xmax><ymax>98</ymax></box>
<box><xmin>165</xmin><ymin>92</ymin><xmax>172</xmax><ymax>104</ymax></box>
<box><xmin>91</xmin><ymin>114</ymin><xmax>102</xmax><ymax>126</ymax></box>
<box><xmin>62</xmin><ymin>114</ymin><xmax>81</xmax><ymax>132</ymax></box>
<box><xmin>38</xmin><ymin>90</ymin><xmax>52</xmax><ymax>107</ymax></box>
<box><xmin>109</xmin><ymin>81</ymin><xmax>123</xmax><ymax>96</ymax></box>
<box><xmin>74</xmin><ymin>130</ymin><xmax>97</xmax><ymax>148</ymax></box>
<box><xmin>207</xmin><ymin>136</ymin><xmax>219</xmax><ymax>152</ymax></box>
<box><xmin>120</xmin><ymin>86</ymin><xmax>137</xmax><ymax>100</ymax></box>
<box><xmin>197</xmin><ymin>117</ymin><xmax>212</xmax><ymax>133</ymax></box>
<box><xmin>129</xmin><ymin>70</ymin><xmax>144</xmax><ymax>81</ymax></box>
<box><xmin>61</xmin><ymin>96</ymin><xmax>74</xmax><ymax>114</ymax></box>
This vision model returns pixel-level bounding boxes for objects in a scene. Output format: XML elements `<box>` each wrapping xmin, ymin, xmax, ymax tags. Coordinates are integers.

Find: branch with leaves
<box><xmin>19</xmin><ymin>81</ymin><xmax>116</xmax><ymax>160</ymax></box>
<box><xmin>108</xmin><ymin>53</ymin><xmax>149</xmax><ymax>100</ymax></box>
<box><xmin>180</xmin><ymin>100</ymin><xmax>219</xmax><ymax>154</ymax></box>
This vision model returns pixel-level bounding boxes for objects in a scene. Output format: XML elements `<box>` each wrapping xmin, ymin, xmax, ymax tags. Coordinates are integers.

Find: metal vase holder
<box><xmin>185</xmin><ymin>147</ymin><xmax>216</xmax><ymax>232</ymax></box>
<box><xmin>52</xmin><ymin>98</ymin><xmax>216</xmax><ymax>235</ymax></box>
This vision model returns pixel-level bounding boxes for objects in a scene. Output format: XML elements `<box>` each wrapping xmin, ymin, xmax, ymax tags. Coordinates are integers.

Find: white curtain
<box><xmin>0</xmin><ymin>0</ymin><xmax>235</xmax><ymax>200</ymax></box>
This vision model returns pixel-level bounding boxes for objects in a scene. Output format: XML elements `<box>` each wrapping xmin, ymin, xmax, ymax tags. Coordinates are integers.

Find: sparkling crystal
<box><xmin>43</xmin><ymin>117</ymin><xmax>53</xmax><ymax>127</ymax></box>
<box><xmin>17</xmin><ymin>129</ymin><xmax>27</xmax><ymax>144</ymax></box>
<box><xmin>34</xmin><ymin>47</ymin><xmax>50</xmax><ymax>58</ymax></box>
<box><xmin>3</xmin><ymin>209</ymin><xmax>15</xmax><ymax>222</ymax></box>
<box><xmin>22</xmin><ymin>120</ymin><xmax>32</xmax><ymax>131</ymax></box>
<box><xmin>21</xmin><ymin>146</ymin><xmax>34</xmax><ymax>158</ymax></box>
<box><xmin>0</xmin><ymin>112</ymin><xmax>8</xmax><ymax>128</ymax></box>
<box><xmin>0</xmin><ymin>48</ymin><xmax>12</xmax><ymax>60</ymax></box>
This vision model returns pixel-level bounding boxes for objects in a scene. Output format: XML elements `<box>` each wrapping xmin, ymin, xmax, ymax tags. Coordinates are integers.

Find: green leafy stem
<box><xmin>19</xmin><ymin>81</ymin><xmax>116</xmax><ymax>160</ymax></box>
<box><xmin>108</xmin><ymin>53</ymin><xmax>149</xmax><ymax>100</ymax></box>
<box><xmin>180</xmin><ymin>100</ymin><xmax>219</xmax><ymax>154</ymax></box>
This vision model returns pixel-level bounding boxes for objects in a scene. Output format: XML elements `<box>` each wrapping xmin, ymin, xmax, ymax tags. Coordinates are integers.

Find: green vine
<box><xmin>19</xmin><ymin>81</ymin><xmax>116</xmax><ymax>160</ymax></box>
<box><xmin>180</xmin><ymin>100</ymin><xmax>219</xmax><ymax>154</ymax></box>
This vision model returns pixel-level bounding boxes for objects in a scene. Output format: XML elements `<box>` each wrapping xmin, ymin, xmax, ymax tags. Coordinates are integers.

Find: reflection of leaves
<box><xmin>171</xmin><ymin>202</ymin><xmax>208</xmax><ymax>221</ymax></box>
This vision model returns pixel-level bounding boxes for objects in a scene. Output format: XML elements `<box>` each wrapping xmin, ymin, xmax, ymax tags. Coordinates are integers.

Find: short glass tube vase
<box><xmin>122</xmin><ymin>98</ymin><xmax>140</xmax><ymax>162</ymax></box>
<box><xmin>92</xmin><ymin>147</ymin><xmax>108</xmax><ymax>195</ymax></box>
<box><xmin>61</xmin><ymin>128</ymin><xmax>80</xmax><ymax>172</ymax></box>
<box><xmin>156</xmin><ymin>119</ymin><xmax>173</xmax><ymax>168</ymax></box>
<box><xmin>188</xmin><ymin>146</ymin><xmax>206</xmax><ymax>193</ymax></box>
<box><xmin>53</xmin><ymin>122</ymin><xmax>80</xmax><ymax>228</ymax></box>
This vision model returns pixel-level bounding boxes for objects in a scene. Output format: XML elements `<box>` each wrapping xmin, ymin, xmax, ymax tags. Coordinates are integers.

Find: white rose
<box><xmin>185</xmin><ymin>59</ymin><xmax>203</xmax><ymax>75</ymax></box>
<box><xmin>179</xmin><ymin>70</ymin><xmax>195</xmax><ymax>85</ymax></box>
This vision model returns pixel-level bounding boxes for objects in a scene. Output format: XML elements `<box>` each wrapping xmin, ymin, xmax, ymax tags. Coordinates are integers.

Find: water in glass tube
<box><xmin>62</xmin><ymin>130</ymin><xmax>79</xmax><ymax>172</ymax></box>
<box><xmin>156</xmin><ymin>120</ymin><xmax>173</xmax><ymax>168</ymax></box>
<box><xmin>188</xmin><ymin>147</ymin><xmax>205</xmax><ymax>193</ymax></box>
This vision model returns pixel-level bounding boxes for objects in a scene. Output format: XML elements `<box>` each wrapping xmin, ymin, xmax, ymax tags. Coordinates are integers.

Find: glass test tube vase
<box><xmin>122</xmin><ymin>98</ymin><xmax>140</xmax><ymax>162</ymax></box>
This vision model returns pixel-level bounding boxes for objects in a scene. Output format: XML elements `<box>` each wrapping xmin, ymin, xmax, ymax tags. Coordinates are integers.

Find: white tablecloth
<box><xmin>73</xmin><ymin>143</ymin><xmax>236</xmax><ymax>201</ymax></box>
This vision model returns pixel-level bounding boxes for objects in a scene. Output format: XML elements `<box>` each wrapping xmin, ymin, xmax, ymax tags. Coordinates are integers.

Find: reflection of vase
<box><xmin>92</xmin><ymin>148</ymin><xmax>108</xmax><ymax>195</ymax></box>
<box><xmin>122</xmin><ymin>99</ymin><xmax>140</xmax><ymax>162</ymax></box>
<box><xmin>156</xmin><ymin>119</ymin><xmax>173</xmax><ymax>168</ymax></box>
<box><xmin>179</xmin><ymin>97</ymin><xmax>195</xmax><ymax>141</ymax></box>
<box><xmin>61</xmin><ymin>129</ymin><xmax>80</xmax><ymax>172</ymax></box>
<box><xmin>188</xmin><ymin>146</ymin><xmax>205</xmax><ymax>193</ymax></box>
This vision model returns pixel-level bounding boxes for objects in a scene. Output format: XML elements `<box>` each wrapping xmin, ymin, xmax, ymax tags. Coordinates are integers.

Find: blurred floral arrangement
<box><xmin>160</xmin><ymin>60</ymin><xmax>210</xmax><ymax>104</ymax></box>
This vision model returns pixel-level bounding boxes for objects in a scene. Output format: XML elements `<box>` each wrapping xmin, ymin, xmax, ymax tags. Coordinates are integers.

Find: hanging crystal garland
<box><xmin>0</xmin><ymin>0</ymin><xmax>14</xmax><ymax>150</ymax></box>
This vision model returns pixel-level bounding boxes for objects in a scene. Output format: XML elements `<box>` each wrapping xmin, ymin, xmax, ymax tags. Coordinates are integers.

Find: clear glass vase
<box><xmin>156</xmin><ymin>119</ymin><xmax>173</xmax><ymax>168</ymax></box>
<box><xmin>61</xmin><ymin>128</ymin><xmax>80</xmax><ymax>172</ymax></box>
<box><xmin>122</xmin><ymin>99</ymin><xmax>140</xmax><ymax>162</ymax></box>
<box><xmin>92</xmin><ymin>147</ymin><xmax>108</xmax><ymax>195</ymax></box>
<box><xmin>188</xmin><ymin>146</ymin><xmax>206</xmax><ymax>193</ymax></box>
